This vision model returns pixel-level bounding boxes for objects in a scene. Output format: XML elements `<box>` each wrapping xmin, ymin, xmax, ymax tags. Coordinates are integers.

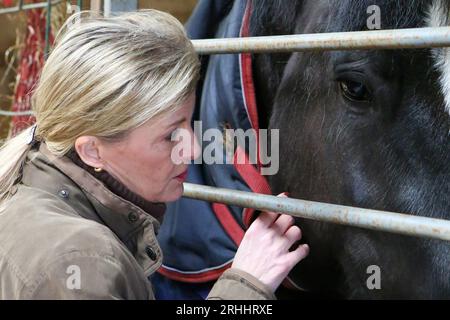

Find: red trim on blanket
<box><xmin>212</xmin><ymin>202</ymin><xmax>245</xmax><ymax>246</ymax></box>
<box><xmin>233</xmin><ymin>146</ymin><xmax>272</xmax><ymax>228</ymax></box>
<box><xmin>157</xmin><ymin>263</ymin><xmax>232</xmax><ymax>283</ymax></box>
<box><xmin>238</xmin><ymin>0</ymin><xmax>272</xmax><ymax>227</ymax></box>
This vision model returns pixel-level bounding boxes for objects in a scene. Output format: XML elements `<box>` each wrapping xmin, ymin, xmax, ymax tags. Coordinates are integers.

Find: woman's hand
<box><xmin>232</xmin><ymin>195</ymin><xmax>309</xmax><ymax>293</ymax></box>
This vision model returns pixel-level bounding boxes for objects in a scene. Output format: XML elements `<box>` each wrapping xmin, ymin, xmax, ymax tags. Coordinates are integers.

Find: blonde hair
<box><xmin>0</xmin><ymin>10</ymin><xmax>200</xmax><ymax>202</ymax></box>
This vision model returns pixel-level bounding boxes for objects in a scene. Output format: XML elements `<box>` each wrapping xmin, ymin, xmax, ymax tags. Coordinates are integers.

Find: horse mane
<box><xmin>328</xmin><ymin>0</ymin><xmax>441</xmax><ymax>32</ymax></box>
<box><xmin>250</xmin><ymin>0</ymin><xmax>444</xmax><ymax>35</ymax></box>
<box><xmin>249</xmin><ymin>0</ymin><xmax>303</xmax><ymax>36</ymax></box>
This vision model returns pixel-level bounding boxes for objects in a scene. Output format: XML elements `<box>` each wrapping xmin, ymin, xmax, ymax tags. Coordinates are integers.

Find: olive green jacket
<box><xmin>0</xmin><ymin>143</ymin><xmax>275</xmax><ymax>300</ymax></box>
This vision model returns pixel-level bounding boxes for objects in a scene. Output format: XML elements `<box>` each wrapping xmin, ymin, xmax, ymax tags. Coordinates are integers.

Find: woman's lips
<box><xmin>175</xmin><ymin>170</ymin><xmax>188</xmax><ymax>182</ymax></box>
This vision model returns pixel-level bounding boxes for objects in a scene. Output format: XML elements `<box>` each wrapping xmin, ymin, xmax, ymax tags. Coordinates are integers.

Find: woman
<box><xmin>0</xmin><ymin>10</ymin><xmax>309</xmax><ymax>299</ymax></box>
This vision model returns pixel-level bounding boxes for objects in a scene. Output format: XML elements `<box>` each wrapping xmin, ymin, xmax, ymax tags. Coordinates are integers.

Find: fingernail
<box><xmin>278</xmin><ymin>192</ymin><xmax>289</xmax><ymax>197</ymax></box>
<box><xmin>303</xmin><ymin>244</ymin><xmax>310</xmax><ymax>253</ymax></box>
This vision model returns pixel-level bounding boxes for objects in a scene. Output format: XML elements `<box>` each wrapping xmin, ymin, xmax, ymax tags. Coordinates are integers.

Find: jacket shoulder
<box><xmin>0</xmin><ymin>186</ymin><xmax>145</xmax><ymax>299</ymax></box>
<box><xmin>1</xmin><ymin>185</ymin><xmax>122</xmax><ymax>255</ymax></box>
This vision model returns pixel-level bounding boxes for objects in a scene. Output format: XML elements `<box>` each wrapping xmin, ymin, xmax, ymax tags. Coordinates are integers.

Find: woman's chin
<box><xmin>160</xmin><ymin>181</ymin><xmax>184</xmax><ymax>203</ymax></box>
<box><xmin>140</xmin><ymin>180</ymin><xmax>184</xmax><ymax>203</ymax></box>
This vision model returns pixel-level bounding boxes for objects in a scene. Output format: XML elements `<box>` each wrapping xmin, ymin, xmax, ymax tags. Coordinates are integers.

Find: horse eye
<box><xmin>339</xmin><ymin>80</ymin><xmax>371</xmax><ymax>103</ymax></box>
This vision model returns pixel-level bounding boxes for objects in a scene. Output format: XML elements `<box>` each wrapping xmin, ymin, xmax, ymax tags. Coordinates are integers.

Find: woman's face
<box><xmin>98</xmin><ymin>94</ymin><xmax>200</xmax><ymax>203</ymax></box>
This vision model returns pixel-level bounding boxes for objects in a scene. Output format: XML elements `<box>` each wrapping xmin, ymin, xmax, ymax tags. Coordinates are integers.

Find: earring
<box><xmin>94</xmin><ymin>167</ymin><xmax>103</xmax><ymax>173</ymax></box>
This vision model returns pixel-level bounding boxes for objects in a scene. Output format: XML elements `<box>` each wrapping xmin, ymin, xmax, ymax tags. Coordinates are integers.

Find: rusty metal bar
<box><xmin>44</xmin><ymin>0</ymin><xmax>52</xmax><ymax>58</ymax></box>
<box><xmin>192</xmin><ymin>27</ymin><xmax>450</xmax><ymax>54</ymax></box>
<box><xmin>0</xmin><ymin>109</ymin><xmax>34</xmax><ymax>117</ymax></box>
<box><xmin>182</xmin><ymin>183</ymin><xmax>450</xmax><ymax>242</ymax></box>
<box><xmin>0</xmin><ymin>0</ymin><xmax>64</xmax><ymax>15</ymax></box>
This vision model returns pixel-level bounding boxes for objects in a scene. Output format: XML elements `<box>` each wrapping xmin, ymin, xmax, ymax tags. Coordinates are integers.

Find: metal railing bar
<box><xmin>0</xmin><ymin>109</ymin><xmax>34</xmax><ymax>116</ymax></box>
<box><xmin>192</xmin><ymin>27</ymin><xmax>450</xmax><ymax>54</ymax></box>
<box><xmin>183</xmin><ymin>183</ymin><xmax>450</xmax><ymax>242</ymax></box>
<box><xmin>0</xmin><ymin>0</ymin><xmax>64</xmax><ymax>15</ymax></box>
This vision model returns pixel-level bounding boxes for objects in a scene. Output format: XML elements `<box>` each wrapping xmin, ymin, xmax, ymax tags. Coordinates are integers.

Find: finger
<box><xmin>284</xmin><ymin>225</ymin><xmax>302</xmax><ymax>244</ymax></box>
<box><xmin>273</xmin><ymin>214</ymin><xmax>295</xmax><ymax>234</ymax></box>
<box><xmin>251</xmin><ymin>193</ymin><xmax>289</xmax><ymax>228</ymax></box>
<box><xmin>254</xmin><ymin>210</ymin><xmax>279</xmax><ymax>228</ymax></box>
<box><xmin>286</xmin><ymin>244</ymin><xmax>310</xmax><ymax>266</ymax></box>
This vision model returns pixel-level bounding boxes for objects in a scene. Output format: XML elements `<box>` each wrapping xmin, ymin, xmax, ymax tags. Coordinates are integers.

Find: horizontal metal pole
<box><xmin>192</xmin><ymin>27</ymin><xmax>450</xmax><ymax>54</ymax></box>
<box><xmin>0</xmin><ymin>0</ymin><xmax>63</xmax><ymax>15</ymax></box>
<box><xmin>0</xmin><ymin>109</ymin><xmax>34</xmax><ymax>117</ymax></box>
<box><xmin>182</xmin><ymin>183</ymin><xmax>450</xmax><ymax>242</ymax></box>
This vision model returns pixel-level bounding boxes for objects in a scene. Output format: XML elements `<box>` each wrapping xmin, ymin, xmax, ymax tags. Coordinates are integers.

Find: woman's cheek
<box><xmin>156</xmin><ymin>163</ymin><xmax>175</xmax><ymax>186</ymax></box>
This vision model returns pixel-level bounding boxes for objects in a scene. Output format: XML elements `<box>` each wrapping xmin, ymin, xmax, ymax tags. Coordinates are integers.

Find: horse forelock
<box><xmin>427</xmin><ymin>0</ymin><xmax>450</xmax><ymax>118</ymax></box>
<box><xmin>252</xmin><ymin>0</ymin><xmax>450</xmax><ymax>121</ymax></box>
<box><xmin>250</xmin><ymin>0</ymin><xmax>301</xmax><ymax>36</ymax></box>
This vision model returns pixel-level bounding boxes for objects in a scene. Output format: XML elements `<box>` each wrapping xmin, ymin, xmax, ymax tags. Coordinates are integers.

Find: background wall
<box><xmin>0</xmin><ymin>0</ymin><xmax>198</xmax><ymax>140</ymax></box>
<box><xmin>0</xmin><ymin>12</ymin><xmax>21</xmax><ymax>139</ymax></box>
<box><xmin>139</xmin><ymin>0</ymin><xmax>197</xmax><ymax>23</ymax></box>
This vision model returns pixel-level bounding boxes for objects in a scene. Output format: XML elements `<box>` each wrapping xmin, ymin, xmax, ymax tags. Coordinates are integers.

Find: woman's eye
<box><xmin>165</xmin><ymin>132</ymin><xmax>174</xmax><ymax>141</ymax></box>
<box><xmin>165</xmin><ymin>129</ymin><xmax>178</xmax><ymax>141</ymax></box>
<box><xmin>339</xmin><ymin>80</ymin><xmax>371</xmax><ymax>102</ymax></box>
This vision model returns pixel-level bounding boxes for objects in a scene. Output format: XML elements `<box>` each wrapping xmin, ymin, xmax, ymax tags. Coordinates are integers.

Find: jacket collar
<box><xmin>22</xmin><ymin>143</ymin><xmax>165</xmax><ymax>276</ymax></box>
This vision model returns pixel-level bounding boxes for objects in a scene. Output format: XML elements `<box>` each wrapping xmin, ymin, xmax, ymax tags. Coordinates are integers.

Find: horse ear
<box><xmin>250</xmin><ymin>0</ymin><xmax>303</xmax><ymax>37</ymax></box>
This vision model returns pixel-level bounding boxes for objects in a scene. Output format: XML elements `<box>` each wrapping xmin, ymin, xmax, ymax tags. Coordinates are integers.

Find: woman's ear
<box><xmin>74</xmin><ymin>136</ymin><xmax>104</xmax><ymax>169</ymax></box>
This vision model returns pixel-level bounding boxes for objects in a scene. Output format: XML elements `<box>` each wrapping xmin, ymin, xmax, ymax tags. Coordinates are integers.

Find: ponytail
<box><xmin>0</xmin><ymin>126</ymin><xmax>35</xmax><ymax>203</ymax></box>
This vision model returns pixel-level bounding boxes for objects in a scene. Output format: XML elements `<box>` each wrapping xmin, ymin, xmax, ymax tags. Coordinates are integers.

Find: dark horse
<box><xmin>249</xmin><ymin>0</ymin><xmax>449</xmax><ymax>298</ymax></box>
